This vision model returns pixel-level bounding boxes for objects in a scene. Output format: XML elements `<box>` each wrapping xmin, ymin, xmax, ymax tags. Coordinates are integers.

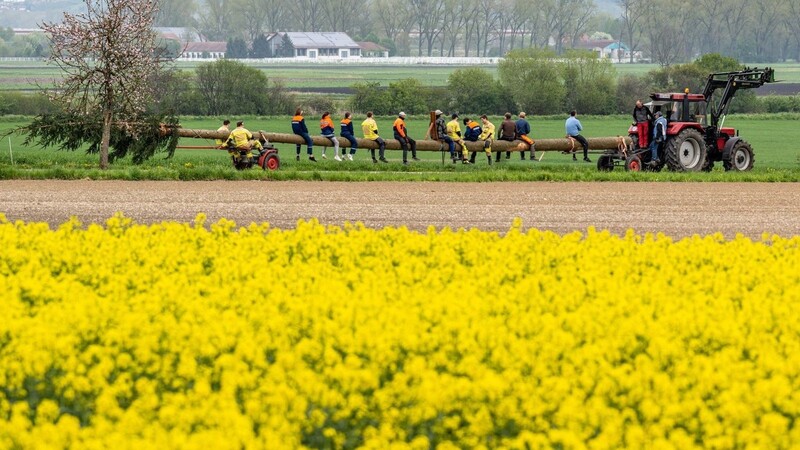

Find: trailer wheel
<box><xmin>723</xmin><ymin>140</ymin><xmax>754</xmax><ymax>172</ymax></box>
<box><xmin>262</xmin><ymin>154</ymin><xmax>280</xmax><ymax>171</ymax></box>
<box><xmin>625</xmin><ymin>155</ymin><xmax>642</xmax><ymax>172</ymax></box>
<box><xmin>665</xmin><ymin>128</ymin><xmax>707</xmax><ymax>172</ymax></box>
<box><xmin>597</xmin><ymin>155</ymin><xmax>614</xmax><ymax>172</ymax></box>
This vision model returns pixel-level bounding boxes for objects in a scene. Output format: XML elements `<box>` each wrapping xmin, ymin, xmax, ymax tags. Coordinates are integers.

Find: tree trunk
<box><xmin>100</xmin><ymin>107</ymin><xmax>111</xmax><ymax>170</ymax></box>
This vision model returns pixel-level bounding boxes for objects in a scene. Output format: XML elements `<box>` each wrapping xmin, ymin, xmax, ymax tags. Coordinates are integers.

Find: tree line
<box><xmin>5</xmin><ymin>53</ymin><xmax>800</xmax><ymax>118</ymax></box>
<box><xmin>154</xmin><ymin>0</ymin><xmax>800</xmax><ymax>63</ymax></box>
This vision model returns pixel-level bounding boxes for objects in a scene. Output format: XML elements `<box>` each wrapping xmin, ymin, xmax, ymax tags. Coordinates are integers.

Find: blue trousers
<box><xmin>294</xmin><ymin>132</ymin><xmax>313</xmax><ymax>155</ymax></box>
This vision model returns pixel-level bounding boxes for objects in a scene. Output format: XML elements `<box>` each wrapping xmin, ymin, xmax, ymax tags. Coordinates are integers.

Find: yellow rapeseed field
<box><xmin>1</xmin><ymin>213</ymin><xmax>799</xmax><ymax>449</ymax></box>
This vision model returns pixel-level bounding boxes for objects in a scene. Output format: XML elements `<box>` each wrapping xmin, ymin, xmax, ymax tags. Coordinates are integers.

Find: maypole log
<box><xmin>174</xmin><ymin>128</ymin><xmax>631</xmax><ymax>153</ymax></box>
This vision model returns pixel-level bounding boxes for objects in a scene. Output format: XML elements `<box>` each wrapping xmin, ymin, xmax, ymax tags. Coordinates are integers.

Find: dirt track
<box><xmin>1</xmin><ymin>181</ymin><xmax>798</xmax><ymax>238</ymax></box>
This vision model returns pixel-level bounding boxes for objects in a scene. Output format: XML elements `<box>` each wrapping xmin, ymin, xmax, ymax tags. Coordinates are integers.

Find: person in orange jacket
<box><xmin>319</xmin><ymin>111</ymin><xmax>341</xmax><ymax>161</ymax></box>
<box><xmin>393</xmin><ymin>112</ymin><xmax>418</xmax><ymax>165</ymax></box>
<box><xmin>292</xmin><ymin>108</ymin><xmax>315</xmax><ymax>162</ymax></box>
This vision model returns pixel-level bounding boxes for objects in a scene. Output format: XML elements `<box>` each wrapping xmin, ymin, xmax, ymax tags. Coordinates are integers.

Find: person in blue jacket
<box><xmin>565</xmin><ymin>110</ymin><xmax>590</xmax><ymax>162</ymax></box>
<box><xmin>340</xmin><ymin>112</ymin><xmax>357</xmax><ymax>161</ymax></box>
<box><xmin>292</xmin><ymin>108</ymin><xmax>315</xmax><ymax>162</ymax></box>
<box><xmin>462</xmin><ymin>117</ymin><xmax>482</xmax><ymax>141</ymax></box>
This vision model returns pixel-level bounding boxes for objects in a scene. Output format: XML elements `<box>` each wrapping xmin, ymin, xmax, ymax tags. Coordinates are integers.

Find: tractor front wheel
<box><xmin>625</xmin><ymin>155</ymin><xmax>642</xmax><ymax>172</ymax></box>
<box><xmin>723</xmin><ymin>140</ymin><xmax>754</xmax><ymax>172</ymax></box>
<box><xmin>262</xmin><ymin>154</ymin><xmax>280</xmax><ymax>171</ymax></box>
<box><xmin>665</xmin><ymin>128</ymin><xmax>707</xmax><ymax>172</ymax></box>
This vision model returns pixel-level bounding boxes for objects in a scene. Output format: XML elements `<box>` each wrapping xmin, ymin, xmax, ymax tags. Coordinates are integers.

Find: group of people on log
<box><xmin>217</xmin><ymin>108</ymin><xmax>597</xmax><ymax>165</ymax></box>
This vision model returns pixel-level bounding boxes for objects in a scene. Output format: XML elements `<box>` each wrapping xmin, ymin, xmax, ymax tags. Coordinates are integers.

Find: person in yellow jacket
<box><xmin>469</xmin><ymin>115</ymin><xmax>494</xmax><ymax>165</ymax></box>
<box><xmin>225</xmin><ymin>121</ymin><xmax>262</xmax><ymax>161</ymax></box>
<box><xmin>445</xmin><ymin>113</ymin><xmax>470</xmax><ymax>164</ymax></box>
<box><xmin>215</xmin><ymin>119</ymin><xmax>230</xmax><ymax>148</ymax></box>
<box><xmin>361</xmin><ymin>111</ymin><xmax>387</xmax><ymax>163</ymax></box>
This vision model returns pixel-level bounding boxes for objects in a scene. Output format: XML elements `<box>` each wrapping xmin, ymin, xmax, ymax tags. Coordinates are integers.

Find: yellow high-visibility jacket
<box><xmin>227</xmin><ymin>127</ymin><xmax>253</xmax><ymax>148</ymax></box>
<box><xmin>446</xmin><ymin>119</ymin><xmax>462</xmax><ymax>139</ymax></box>
<box><xmin>479</xmin><ymin>121</ymin><xmax>495</xmax><ymax>141</ymax></box>
<box><xmin>362</xmin><ymin>118</ymin><xmax>379</xmax><ymax>140</ymax></box>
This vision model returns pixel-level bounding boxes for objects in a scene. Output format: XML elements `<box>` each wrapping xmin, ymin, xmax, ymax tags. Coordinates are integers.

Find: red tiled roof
<box><xmin>184</xmin><ymin>42</ymin><xmax>227</xmax><ymax>53</ymax></box>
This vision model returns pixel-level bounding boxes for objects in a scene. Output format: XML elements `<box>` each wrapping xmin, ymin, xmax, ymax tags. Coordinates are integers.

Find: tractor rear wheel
<box><xmin>723</xmin><ymin>140</ymin><xmax>754</xmax><ymax>172</ymax></box>
<box><xmin>597</xmin><ymin>155</ymin><xmax>614</xmax><ymax>171</ymax></box>
<box><xmin>625</xmin><ymin>155</ymin><xmax>642</xmax><ymax>172</ymax></box>
<box><xmin>665</xmin><ymin>128</ymin><xmax>707</xmax><ymax>172</ymax></box>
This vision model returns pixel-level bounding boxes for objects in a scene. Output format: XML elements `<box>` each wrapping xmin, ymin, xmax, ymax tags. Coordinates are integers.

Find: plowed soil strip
<box><xmin>1</xmin><ymin>181</ymin><xmax>798</xmax><ymax>238</ymax></box>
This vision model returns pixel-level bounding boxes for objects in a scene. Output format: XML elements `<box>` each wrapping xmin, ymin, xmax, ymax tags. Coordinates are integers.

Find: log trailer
<box><xmin>597</xmin><ymin>67</ymin><xmax>776</xmax><ymax>172</ymax></box>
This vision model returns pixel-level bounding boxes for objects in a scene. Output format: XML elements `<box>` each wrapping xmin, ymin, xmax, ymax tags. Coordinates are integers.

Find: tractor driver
<box><xmin>225</xmin><ymin>121</ymin><xmax>262</xmax><ymax>162</ymax></box>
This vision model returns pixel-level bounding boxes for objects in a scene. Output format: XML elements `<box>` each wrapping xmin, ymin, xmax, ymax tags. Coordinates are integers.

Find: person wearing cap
<box><xmin>649</xmin><ymin>110</ymin><xmax>668</xmax><ymax>165</ymax></box>
<box><xmin>340</xmin><ymin>112</ymin><xmax>357</xmax><ymax>161</ymax></box>
<box><xmin>497</xmin><ymin>113</ymin><xmax>516</xmax><ymax>162</ymax></box>
<box><xmin>361</xmin><ymin>111</ymin><xmax>387</xmax><ymax>163</ymax></box>
<box><xmin>515</xmin><ymin>112</ymin><xmax>534</xmax><ymax>160</ymax></box>
<box><xmin>225</xmin><ymin>120</ymin><xmax>263</xmax><ymax>162</ymax></box>
<box><xmin>292</xmin><ymin>108</ymin><xmax>315</xmax><ymax>162</ymax></box>
<box><xmin>426</xmin><ymin>110</ymin><xmax>456</xmax><ymax>160</ymax></box>
<box><xmin>319</xmin><ymin>111</ymin><xmax>341</xmax><ymax>161</ymax></box>
<box><xmin>393</xmin><ymin>112</ymin><xmax>418</xmax><ymax>165</ymax></box>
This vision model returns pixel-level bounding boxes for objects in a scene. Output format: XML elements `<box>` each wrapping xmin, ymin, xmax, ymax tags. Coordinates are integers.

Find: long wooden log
<box><xmin>174</xmin><ymin>128</ymin><xmax>631</xmax><ymax>153</ymax></box>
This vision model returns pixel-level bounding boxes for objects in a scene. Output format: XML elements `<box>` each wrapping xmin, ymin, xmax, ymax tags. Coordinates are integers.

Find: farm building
<box><xmin>180</xmin><ymin>41</ymin><xmax>226</xmax><ymax>59</ymax></box>
<box><xmin>356</xmin><ymin>41</ymin><xmax>389</xmax><ymax>58</ymax></box>
<box><xmin>268</xmin><ymin>32</ymin><xmax>362</xmax><ymax>59</ymax></box>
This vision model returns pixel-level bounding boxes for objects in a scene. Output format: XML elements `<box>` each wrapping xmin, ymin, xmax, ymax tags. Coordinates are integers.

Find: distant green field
<box><xmin>1</xmin><ymin>114</ymin><xmax>798</xmax><ymax>181</ymax></box>
<box><xmin>2</xmin><ymin>60</ymin><xmax>799</xmax><ymax>91</ymax></box>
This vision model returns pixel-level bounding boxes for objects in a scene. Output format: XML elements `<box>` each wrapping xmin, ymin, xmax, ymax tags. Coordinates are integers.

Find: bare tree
<box><xmin>41</xmin><ymin>0</ymin><xmax>164</xmax><ymax>169</ymax></box>
<box><xmin>617</xmin><ymin>0</ymin><xmax>643</xmax><ymax>62</ymax></box>
<box><xmin>196</xmin><ymin>0</ymin><xmax>235</xmax><ymax>40</ymax></box>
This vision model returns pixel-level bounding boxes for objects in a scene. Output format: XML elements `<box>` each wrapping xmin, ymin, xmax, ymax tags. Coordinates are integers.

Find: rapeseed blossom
<box><xmin>1</xmin><ymin>213</ymin><xmax>799</xmax><ymax>448</ymax></box>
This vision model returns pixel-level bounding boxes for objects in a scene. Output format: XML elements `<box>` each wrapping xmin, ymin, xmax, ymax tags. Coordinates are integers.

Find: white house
<box><xmin>269</xmin><ymin>32</ymin><xmax>362</xmax><ymax>59</ymax></box>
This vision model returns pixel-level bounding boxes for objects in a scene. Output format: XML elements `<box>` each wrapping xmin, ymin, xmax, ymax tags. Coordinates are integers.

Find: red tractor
<box><xmin>597</xmin><ymin>67</ymin><xmax>775</xmax><ymax>172</ymax></box>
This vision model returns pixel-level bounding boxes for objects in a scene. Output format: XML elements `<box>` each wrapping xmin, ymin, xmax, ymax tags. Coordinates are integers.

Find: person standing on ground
<box><xmin>632</xmin><ymin>100</ymin><xmax>653</xmax><ymax>149</ymax></box>
<box><xmin>292</xmin><ymin>108</ymin><xmax>315</xmax><ymax>162</ymax></box>
<box><xmin>320</xmin><ymin>111</ymin><xmax>341</xmax><ymax>161</ymax></box>
<box><xmin>649</xmin><ymin>110</ymin><xmax>668</xmax><ymax>165</ymax></box>
<box><xmin>340</xmin><ymin>112</ymin><xmax>357</xmax><ymax>161</ymax></box>
<box><xmin>426</xmin><ymin>109</ymin><xmax>456</xmax><ymax>161</ymax></box>
<box><xmin>565</xmin><ymin>110</ymin><xmax>590</xmax><ymax>162</ymax></box>
<box><xmin>515</xmin><ymin>112</ymin><xmax>534</xmax><ymax>160</ymax></box>
<box><xmin>362</xmin><ymin>111</ymin><xmax>387</xmax><ymax>163</ymax></box>
<box><xmin>393</xmin><ymin>112</ymin><xmax>418</xmax><ymax>165</ymax></box>
<box><xmin>216</xmin><ymin>119</ymin><xmax>230</xmax><ymax>148</ymax></box>
<box><xmin>497</xmin><ymin>112</ymin><xmax>516</xmax><ymax>162</ymax></box>
<box><xmin>446</xmin><ymin>113</ymin><xmax>470</xmax><ymax>164</ymax></box>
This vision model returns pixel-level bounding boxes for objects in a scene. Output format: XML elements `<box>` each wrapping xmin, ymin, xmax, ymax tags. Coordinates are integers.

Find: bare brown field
<box><xmin>1</xmin><ymin>181</ymin><xmax>798</xmax><ymax>238</ymax></box>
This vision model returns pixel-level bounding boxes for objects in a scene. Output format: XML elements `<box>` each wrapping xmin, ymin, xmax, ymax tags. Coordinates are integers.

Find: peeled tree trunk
<box><xmin>174</xmin><ymin>128</ymin><xmax>632</xmax><ymax>153</ymax></box>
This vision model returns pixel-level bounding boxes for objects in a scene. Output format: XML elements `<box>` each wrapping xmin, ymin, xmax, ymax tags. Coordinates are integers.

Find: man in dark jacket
<box><xmin>497</xmin><ymin>112</ymin><xmax>518</xmax><ymax>162</ymax></box>
<box><xmin>632</xmin><ymin>100</ymin><xmax>653</xmax><ymax>149</ymax></box>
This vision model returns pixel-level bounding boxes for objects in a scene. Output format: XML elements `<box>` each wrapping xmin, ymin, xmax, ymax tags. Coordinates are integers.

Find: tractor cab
<box><xmin>649</xmin><ymin>92</ymin><xmax>707</xmax><ymax>126</ymax></box>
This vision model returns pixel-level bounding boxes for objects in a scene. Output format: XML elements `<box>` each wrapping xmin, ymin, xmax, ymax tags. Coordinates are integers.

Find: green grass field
<box><xmin>1</xmin><ymin>114</ymin><xmax>798</xmax><ymax>181</ymax></box>
<box><xmin>2</xmin><ymin>60</ymin><xmax>799</xmax><ymax>91</ymax></box>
